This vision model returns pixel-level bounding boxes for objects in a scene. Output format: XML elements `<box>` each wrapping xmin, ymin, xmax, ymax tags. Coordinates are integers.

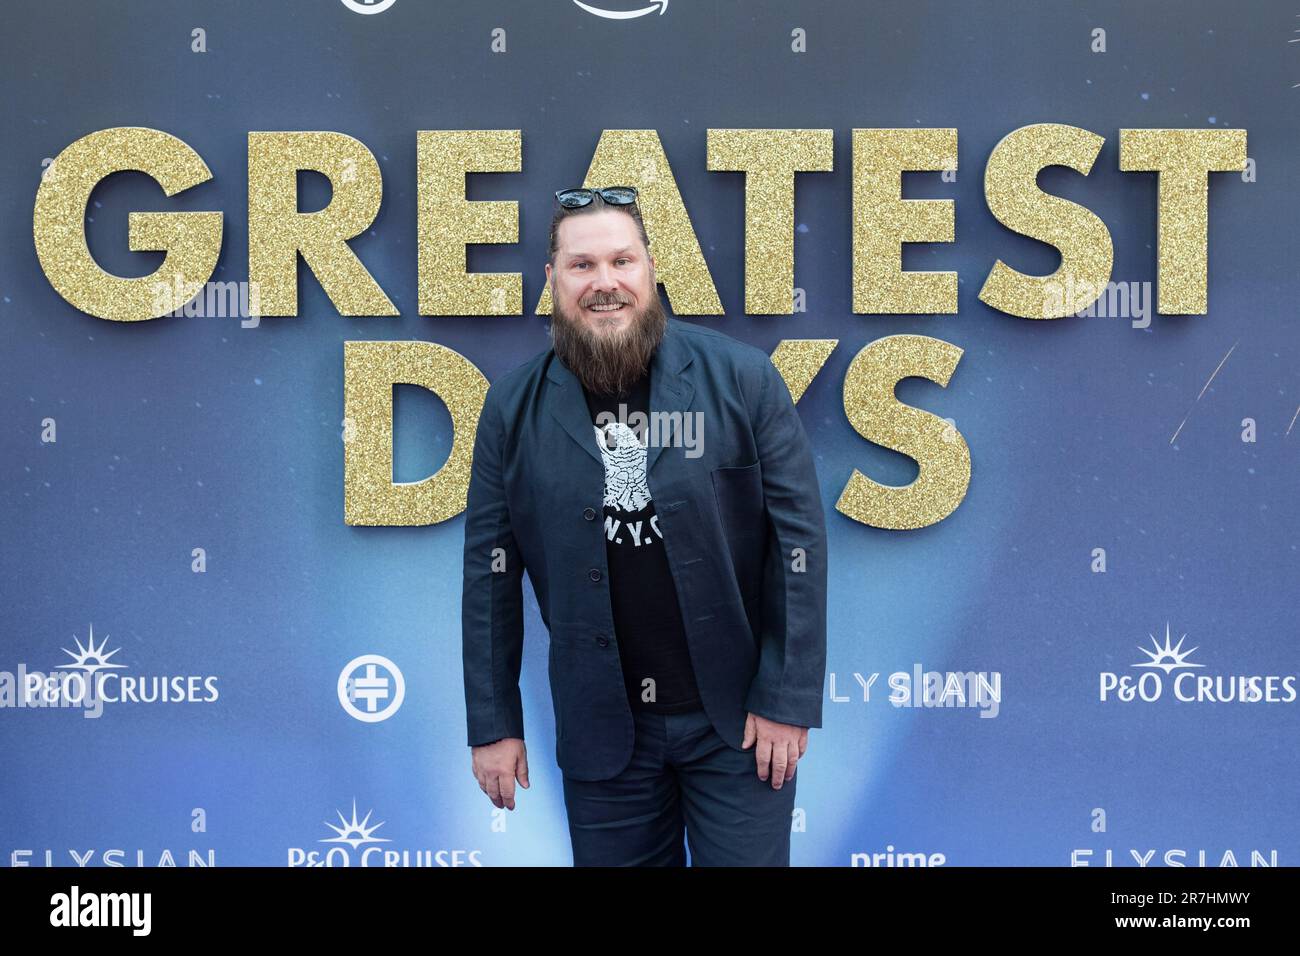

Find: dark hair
<box><xmin>547</xmin><ymin>191</ymin><xmax>652</xmax><ymax>267</ymax></box>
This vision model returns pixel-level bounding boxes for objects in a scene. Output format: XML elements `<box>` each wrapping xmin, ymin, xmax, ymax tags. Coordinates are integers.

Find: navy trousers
<box><xmin>561</xmin><ymin>705</ymin><xmax>796</xmax><ymax>866</ymax></box>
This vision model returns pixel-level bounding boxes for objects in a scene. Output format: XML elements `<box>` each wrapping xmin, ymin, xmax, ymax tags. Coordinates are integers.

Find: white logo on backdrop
<box><xmin>321</xmin><ymin>800</ymin><xmax>390</xmax><ymax>849</ymax></box>
<box><xmin>58</xmin><ymin>626</ymin><xmax>127</xmax><ymax>677</ymax></box>
<box><xmin>0</xmin><ymin>624</ymin><xmax>220</xmax><ymax>719</ymax></box>
<box><xmin>1132</xmin><ymin>624</ymin><xmax>1205</xmax><ymax>674</ymax></box>
<box><xmin>338</xmin><ymin>654</ymin><xmax>406</xmax><ymax>722</ymax></box>
<box><xmin>573</xmin><ymin>0</ymin><xmax>668</xmax><ymax>20</ymax></box>
<box><xmin>340</xmin><ymin>0</ymin><xmax>397</xmax><ymax>15</ymax></box>
<box><xmin>1098</xmin><ymin>622</ymin><xmax>1297</xmax><ymax>704</ymax></box>
<box><xmin>287</xmin><ymin>799</ymin><xmax>483</xmax><ymax>866</ymax></box>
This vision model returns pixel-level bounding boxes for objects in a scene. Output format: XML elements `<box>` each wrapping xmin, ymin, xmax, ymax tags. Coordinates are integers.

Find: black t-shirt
<box><xmin>582</xmin><ymin>366</ymin><xmax>703</xmax><ymax>714</ymax></box>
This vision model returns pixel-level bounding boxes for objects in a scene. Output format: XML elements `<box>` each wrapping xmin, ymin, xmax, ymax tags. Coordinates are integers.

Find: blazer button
<box><xmin>583</xmin><ymin>507</ymin><xmax>596</xmax><ymax>521</ymax></box>
<box><xmin>588</xmin><ymin>568</ymin><xmax>602</xmax><ymax>582</ymax></box>
<box><xmin>596</xmin><ymin>635</ymin><xmax>609</xmax><ymax>647</ymax></box>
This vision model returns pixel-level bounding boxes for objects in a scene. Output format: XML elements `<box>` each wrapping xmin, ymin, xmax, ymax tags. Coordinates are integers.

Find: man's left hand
<box><xmin>741</xmin><ymin>712</ymin><xmax>808</xmax><ymax>789</ymax></box>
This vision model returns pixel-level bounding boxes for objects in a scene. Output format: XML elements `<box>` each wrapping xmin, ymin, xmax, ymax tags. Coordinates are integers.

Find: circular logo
<box><xmin>338</xmin><ymin>654</ymin><xmax>405</xmax><ymax>722</ymax></box>
<box><xmin>340</xmin><ymin>0</ymin><xmax>397</xmax><ymax>15</ymax></box>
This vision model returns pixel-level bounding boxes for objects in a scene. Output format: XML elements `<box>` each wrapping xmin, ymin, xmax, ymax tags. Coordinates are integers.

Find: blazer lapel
<box><xmin>545</xmin><ymin>317</ymin><xmax>695</xmax><ymax>475</ymax></box>
<box><xmin>546</xmin><ymin>355</ymin><xmax>604</xmax><ymax>467</ymax></box>
<box><xmin>644</xmin><ymin>320</ymin><xmax>694</xmax><ymax>476</ymax></box>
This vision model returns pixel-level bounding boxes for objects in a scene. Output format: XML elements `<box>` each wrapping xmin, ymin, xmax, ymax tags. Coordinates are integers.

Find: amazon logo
<box><xmin>573</xmin><ymin>0</ymin><xmax>669</xmax><ymax>20</ymax></box>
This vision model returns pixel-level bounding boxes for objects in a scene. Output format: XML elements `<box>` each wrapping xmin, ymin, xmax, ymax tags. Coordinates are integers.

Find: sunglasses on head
<box><xmin>554</xmin><ymin>186</ymin><xmax>639</xmax><ymax>208</ymax></box>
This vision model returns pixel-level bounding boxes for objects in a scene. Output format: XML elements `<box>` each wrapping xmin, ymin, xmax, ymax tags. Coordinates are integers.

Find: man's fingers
<box><xmin>474</xmin><ymin>744</ymin><xmax>530</xmax><ymax>808</ymax></box>
<box><xmin>755</xmin><ymin>736</ymin><xmax>773</xmax><ymax>781</ymax></box>
<box><xmin>741</xmin><ymin>713</ymin><xmax>756</xmax><ymax>750</ymax></box>
<box><xmin>770</xmin><ymin>743</ymin><xmax>789</xmax><ymax>789</ymax></box>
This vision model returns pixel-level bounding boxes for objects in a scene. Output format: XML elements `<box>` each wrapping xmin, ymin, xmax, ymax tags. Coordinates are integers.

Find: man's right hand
<box><xmin>471</xmin><ymin>738</ymin><xmax>529</xmax><ymax>810</ymax></box>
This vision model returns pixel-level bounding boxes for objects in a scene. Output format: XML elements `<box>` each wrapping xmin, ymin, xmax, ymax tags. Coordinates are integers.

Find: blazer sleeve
<box><xmin>743</xmin><ymin>357</ymin><xmax>829</xmax><ymax>729</ymax></box>
<box><xmin>461</xmin><ymin>384</ymin><xmax>527</xmax><ymax>746</ymax></box>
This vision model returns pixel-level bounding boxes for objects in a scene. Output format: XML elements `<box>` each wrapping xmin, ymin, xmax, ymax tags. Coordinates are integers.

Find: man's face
<box><xmin>545</xmin><ymin>209</ymin><xmax>654</xmax><ymax>334</ymax></box>
<box><xmin>544</xmin><ymin>208</ymin><xmax>666</xmax><ymax>396</ymax></box>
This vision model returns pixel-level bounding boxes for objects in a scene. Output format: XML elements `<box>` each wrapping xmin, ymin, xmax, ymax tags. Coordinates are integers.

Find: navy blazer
<box><xmin>462</xmin><ymin>317</ymin><xmax>828</xmax><ymax>781</ymax></box>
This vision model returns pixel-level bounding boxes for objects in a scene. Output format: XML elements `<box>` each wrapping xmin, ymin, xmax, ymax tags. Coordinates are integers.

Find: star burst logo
<box><xmin>56</xmin><ymin>623</ymin><xmax>127</xmax><ymax>675</ymax></box>
<box><xmin>1132</xmin><ymin>623</ymin><xmax>1206</xmax><ymax>674</ymax></box>
<box><xmin>320</xmin><ymin>800</ymin><xmax>390</xmax><ymax>849</ymax></box>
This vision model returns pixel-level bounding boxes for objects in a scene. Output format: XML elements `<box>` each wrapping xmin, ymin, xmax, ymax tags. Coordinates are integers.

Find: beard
<box><xmin>548</xmin><ymin>280</ymin><xmax>668</xmax><ymax>397</ymax></box>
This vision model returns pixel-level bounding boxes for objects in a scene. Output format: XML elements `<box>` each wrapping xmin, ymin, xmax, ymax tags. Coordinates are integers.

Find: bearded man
<box><xmin>462</xmin><ymin>186</ymin><xmax>828</xmax><ymax>866</ymax></box>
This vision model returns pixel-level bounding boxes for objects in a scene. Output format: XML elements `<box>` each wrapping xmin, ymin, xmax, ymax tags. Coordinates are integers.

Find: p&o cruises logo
<box><xmin>1099</xmin><ymin>623</ymin><xmax>1296</xmax><ymax>704</ymax></box>
<box><xmin>288</xmin><ymin>800</ymin><xmax>483</xmax><ymax>867</ymax></box>
<box><xmin>0</xmin><ymin>624</ymin><xmax>220</xmax><ymax>719</ymax></box>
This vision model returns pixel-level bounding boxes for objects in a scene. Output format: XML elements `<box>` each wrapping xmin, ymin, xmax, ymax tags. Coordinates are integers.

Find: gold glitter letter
<box><xmin>771</xmin><ymin>339</ymin><xmax>838</xmax><ymax>402</ymax></box>
<box><xmin>535</xmin><ymin>130</ymin><xmax>722</xmax><ymax>315</ymax></box>
<box><xmin>978</xmin><ymin>124</ymin><xmax>1113</xmax><ymax>319</ymax></box>
<box><xmin>33</xmin><ymin>127</ymin><xmax>222</xmax><ymax>321</ymax></box>
<box><xmin>1118</xmin><ymin>128</ymin><xmax>1247</xmax><ymax>314</ymax></box>
<box><xmin>852</xmin><ymin>128</ymin><xmax>958</xmax><ymax>314</ymax></box>
<box><xmin>343</xmin><ymin>340</ymin><xmax>488</xmax><ymax>525</ymax></box>
<box><xmin>249</xmin><ymin>132</ymin><xmax>398</xmax><ymax>317</ymax></box>
<box><xmin>417</xmin><ymin>130</ymin><xmax>522</xmax><ymax>316</ymax></box>
<box><xmin>836</xmin><ymin>334</ymin><xmax>969</xmax><ymax>530</ymax></box>
<box><xmin>706</xmin><ymin>129</ymin><xmax>833</xmax><ymax>314</ymax></box>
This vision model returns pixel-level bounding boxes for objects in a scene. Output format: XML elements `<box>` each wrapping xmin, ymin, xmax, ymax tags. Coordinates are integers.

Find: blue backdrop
<box><xmin>1</xmin><ymin>0</ymin><xmax>1296</xmax><ymax>866</ymax></box>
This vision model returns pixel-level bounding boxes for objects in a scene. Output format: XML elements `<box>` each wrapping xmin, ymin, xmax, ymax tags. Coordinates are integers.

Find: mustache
<box><xmin>549</xmin><ymin>290</ymin><xmax>667</xmax><ymax>396</ymax></box>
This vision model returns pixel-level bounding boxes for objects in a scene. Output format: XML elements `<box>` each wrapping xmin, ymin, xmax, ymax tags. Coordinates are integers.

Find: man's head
<box><xmin>544</xmin><ymin>192</ymin><xmax>667</xmax><ymax>397</ymax></box>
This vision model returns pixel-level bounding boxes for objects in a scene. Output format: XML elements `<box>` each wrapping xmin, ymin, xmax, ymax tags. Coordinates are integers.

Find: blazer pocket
<box><xmin>711</xmin><ymin>460</ymin><xmax>764</xmax><ymax>540</ymax></box>
<box><xmin>711</xmin><ymin>461</ymin><xmax>766</xmax><ymax>607</ymax></box>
